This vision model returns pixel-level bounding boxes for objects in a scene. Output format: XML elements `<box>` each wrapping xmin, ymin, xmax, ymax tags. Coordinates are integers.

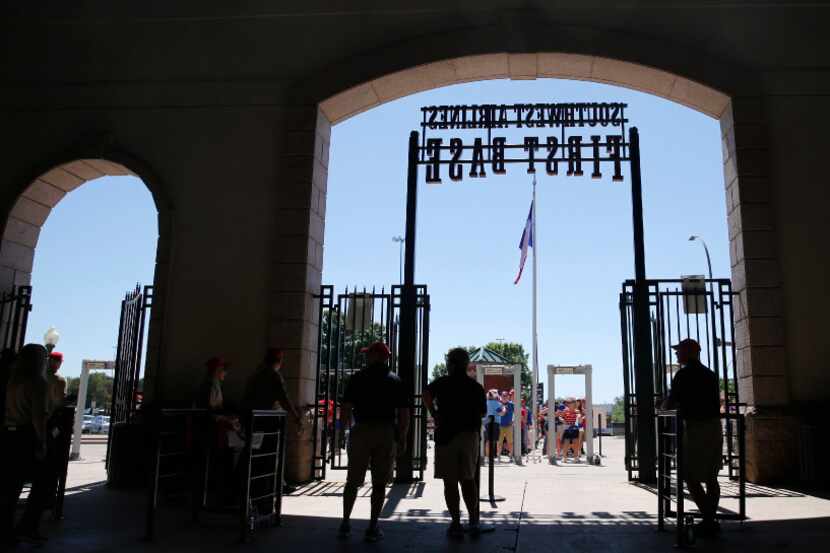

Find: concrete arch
<box><xmin>319</xmin><ymin>53</ymin><xmax>731</xmax><ymax>125</ymax></box>
<box><xmin>0</xmin><ymin>152</ymin><xmax>173</xmax><ymax>403</ymax></box>
<box><xmin>1</xmin><ymin>156</ymin><xmax>169</xmax><ymax>290</ymax></box>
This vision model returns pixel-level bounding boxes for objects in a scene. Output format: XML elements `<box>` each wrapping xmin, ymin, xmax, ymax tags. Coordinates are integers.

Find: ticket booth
<box><xmin>546</xmin><ymin>364</ymin><xmax>596</xmax><ymax>464</ymax></box>
<box><xmin>475</xmin><ymin>363</ymin><xmax>523</xmax><ymax>465</ymax></box>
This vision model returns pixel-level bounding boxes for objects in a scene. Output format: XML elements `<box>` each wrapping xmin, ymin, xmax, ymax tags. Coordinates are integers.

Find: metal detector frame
<box><xmin>475</xmin><ymin>363</ymin><xmax>523</xmax><ymax>465</ymax></box>
<box><xmin>546</xmin><ymin>364</ymin><xmax>595</xmax><ymax>464</ymax></box>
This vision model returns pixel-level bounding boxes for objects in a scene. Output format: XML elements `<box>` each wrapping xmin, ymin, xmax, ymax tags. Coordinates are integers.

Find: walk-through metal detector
<box><xmin>546</xmin><ymin>364</ymin><xmax>596</xmax><ymax>464</ymax></box>
<box><xmin>475</xmin><ymin>363</ymin><xmax>522</xmax><ymax>465</ymax></box>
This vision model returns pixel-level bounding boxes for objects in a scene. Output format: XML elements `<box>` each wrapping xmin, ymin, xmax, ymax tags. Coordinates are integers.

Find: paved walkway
<box><xmin>17</xmin><ymin>437</ymin><xmax>830</xmax><ymax>552</ymax></box>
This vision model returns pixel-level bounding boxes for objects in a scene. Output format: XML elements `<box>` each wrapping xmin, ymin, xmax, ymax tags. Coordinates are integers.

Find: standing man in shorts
<box><xmin>424</xmin><ymin>348</ymin><xmax>487</xmax><ymax>538</ymax></box>
<box><xmin>338</xmin><ymin>342</ymin><xmax>409</xmax><ymax>542</ymax></box>
<box><xmin>498</xmin><ymin>390</ymin><xmax>515</xmax><ymax>459</ymax></box>
<box><xmin>663</xmin><ymin>338</ymin><xmax>723</xmax><ymax>537</ymax></box>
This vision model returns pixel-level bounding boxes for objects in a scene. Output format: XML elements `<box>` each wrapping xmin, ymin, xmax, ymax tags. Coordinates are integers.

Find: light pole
<box><xmin>392</xmin><ymin>236</ymin><xmax>405</xmax><ymax>285</ymax></box>
<box><xmin>688</xmin><ymin>235</ymin><xmax>713</xmax><ymax>282</ymax></box>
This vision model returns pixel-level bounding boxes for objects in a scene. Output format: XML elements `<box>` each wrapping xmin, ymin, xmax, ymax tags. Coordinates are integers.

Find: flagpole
<box><xmin>531</xmin><ymin>174</ymin><xmax>540</xmax><ymax>452</ymax></box>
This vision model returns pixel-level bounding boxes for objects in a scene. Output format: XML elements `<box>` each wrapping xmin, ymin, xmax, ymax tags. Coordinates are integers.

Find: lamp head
<box><xmin>44</xmin><ymin>327</ymin><xmax>60</xmax><ymax>347</ymax></box>
<box><xmin>689</xmin><ymin>235</ymin><xmax>698</xmax><ymax>242</ymax></box>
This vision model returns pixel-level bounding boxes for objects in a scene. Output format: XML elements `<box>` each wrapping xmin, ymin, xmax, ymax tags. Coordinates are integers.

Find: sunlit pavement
<box><xmin>22</xmin><ymin>437</ymin><xmax>830</xmax><ymax>552</ymax></box>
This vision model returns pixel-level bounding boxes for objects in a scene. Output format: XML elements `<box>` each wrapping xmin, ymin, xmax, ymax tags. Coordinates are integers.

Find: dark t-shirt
<box><xmin>243</xmin><ymin>366</ymin><xmax>290</xmax><ymax>410</ymax></box>
<box><xmin>426</xmin><ymin>374</ymin><xmax>487</xmax><ymax>443</ymax></box>
<box><xmin>667</xmin><ymin>360</ymin><xmax>720</xmax><ymax>421</ymax></box>
<box><xmin>342</xmin><ymin>366</ymin><xmax>408</xmax><ymax>424</ymax></box>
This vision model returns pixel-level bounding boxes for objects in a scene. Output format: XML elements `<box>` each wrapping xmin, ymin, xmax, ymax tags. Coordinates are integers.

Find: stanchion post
<box><xmin>598</xmin><ymin>413</ymin><xmax>603</xmax><ymax>457</ymax></box>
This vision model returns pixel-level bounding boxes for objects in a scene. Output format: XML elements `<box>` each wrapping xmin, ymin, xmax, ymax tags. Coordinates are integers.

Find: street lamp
<box><xmin>688</xmin><ymin>235</ymin><xmax>713</xmax><ymax>282</ymax></box>
<box><xmin>392</xmin><ymin>236</ymin><xmax>405</xmax><ymax>285</ymax></box>
<box><xmin>44</xmin><ymin>326</ymin><xmax>60</xmax><ymax>354</ymax></box>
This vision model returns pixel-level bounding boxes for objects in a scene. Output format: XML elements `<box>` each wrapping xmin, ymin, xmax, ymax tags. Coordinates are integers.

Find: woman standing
<box><xmin>1</xmin><ymin>344</ymin><xmax>50</xmax><ymax>544</ymax></box>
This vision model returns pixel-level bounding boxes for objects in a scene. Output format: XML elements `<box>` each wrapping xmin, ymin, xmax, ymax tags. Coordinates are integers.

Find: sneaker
<box><xmin>337</xmin><ymin>521</ymin><xmax>351</xmax><ymax>539</ymax></box>
<box><xmin>364</xmin><ymin>526</ymin><xmax>384</xmax><ymax>542</ymax></box>
<box><xmin>447</xmin><ymin>521</ymin><xmax>464</xmax><ymax>539</ymax></box>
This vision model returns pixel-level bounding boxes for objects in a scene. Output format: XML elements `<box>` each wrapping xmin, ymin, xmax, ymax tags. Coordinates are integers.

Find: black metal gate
<box><xmin>0</xmin><ymin>285</ymin><xmax>32</xmax><ymax>353</ymax></box>
<box><xmin>620</xmin><ymin>278</ymin><xmax>740</xmax><ymax>481</ymax></box>
<box><xmin>311</xmin><ymin>285</ymin><xmax>430</xmax><ymax>481</ymax></box>
<box><xmin>107</xmin><ymin>284</ymin><xmax>152</xmax><ymax>469</ymax></box>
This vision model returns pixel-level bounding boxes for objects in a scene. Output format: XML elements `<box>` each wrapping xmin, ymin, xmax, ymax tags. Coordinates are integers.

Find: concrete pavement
<box><xmin>16</xmin><ymin>436</ymin><xmax>830</xmax><ymax>552</ymax></box>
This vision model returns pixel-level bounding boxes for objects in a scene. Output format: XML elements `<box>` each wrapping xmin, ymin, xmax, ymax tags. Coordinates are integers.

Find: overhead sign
<box><xmin>418</xmin><ymin>102</ymin><xmax>631</xmax><ymax>183</ymax></box>
<box><xmin>82</xmin><ymin>359</ymin><xmax>115</xmax><ymax>370</ymax></box>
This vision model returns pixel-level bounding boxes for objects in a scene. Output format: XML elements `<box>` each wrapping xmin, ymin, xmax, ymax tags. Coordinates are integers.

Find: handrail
<box><xmin>656</xmin><ymin>410</ymin><xmax>746</xmax><ymax>547</ymax></box>
<box><xmin>144</xmin><ymin>407</ymin><xmax>288</xmax><ymax>542</ymax></box>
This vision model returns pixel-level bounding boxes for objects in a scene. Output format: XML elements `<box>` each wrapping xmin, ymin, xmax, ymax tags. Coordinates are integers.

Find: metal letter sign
<box><xmin>399</xmin><ymin>100</ymin><xmax>655</xmax><ymax>484</ymax></box>
<box><xmin>418</xmin><ymin>103</ymin><xmax>630</xmax><ymax>183</ymax></box>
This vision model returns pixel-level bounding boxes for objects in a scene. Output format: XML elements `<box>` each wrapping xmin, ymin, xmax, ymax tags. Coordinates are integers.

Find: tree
<box><xmin>66</xmin><ymin>373</ymin><xmax>114</xmax><ymax>412</ymax></box>
<box><xmin>611</xmin><ymin>396</ymin><xmax>625</xmax><ymax>423</ymax></box>
<box><xmin>431</xmin><ymin>362</ymin><xmax>447</xmax><ymax>381</ymax></box>
<box><xmin>483</xmin><ymin>341</ymin><xmax>533</xmax><ymax>400</ymax></box>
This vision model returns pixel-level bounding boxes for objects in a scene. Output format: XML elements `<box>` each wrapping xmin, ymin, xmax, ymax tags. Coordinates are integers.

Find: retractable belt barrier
<box><xmin>143</xmin><ymin>408</ymin><xmax>288</xmax><ymax>543</ymax></box>
<box><xmin>478</xmin><ymin>415</ymin><xmax>504</xmax><ymax>505</ymax></box>
<box><xmin>656</xmin><ymin>409</ymin><xmax>746</xmax><ymax>547</ymax></box>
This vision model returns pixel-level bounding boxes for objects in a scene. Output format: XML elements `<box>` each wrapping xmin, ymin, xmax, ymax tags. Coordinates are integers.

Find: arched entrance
<box><xmin>276</xmin><ymin>52</ymin><xmax>777</xmax><ymax>484</ymax></box>
<box><xmin>0</xmin><ymin>155</ymin><xmax>172</xmax><ymax>404</ymax></box>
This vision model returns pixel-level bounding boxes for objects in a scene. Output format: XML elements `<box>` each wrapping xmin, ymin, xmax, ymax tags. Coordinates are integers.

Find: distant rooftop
<box><xmin>469</xmin><ymin>347</ymin><xmax>511</xmax><ymax>365</ymax></box>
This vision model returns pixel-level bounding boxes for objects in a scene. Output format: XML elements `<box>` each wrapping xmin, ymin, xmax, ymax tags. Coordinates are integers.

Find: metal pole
<box><xmin>396</xmin><ymin>130</ymin><xmax>419</xmax><ymax>483</ymax></box>
<box><xmin>629</xmin><ymin>127</ymin><xmax>657</xmax><ymax>484</ymax></box>
<box><xmin>530</xmin><ymin>175</ymin><xmax>539</xmax><ymax>454</ymax></box>
<box><xmin>70</xmin><ymin>366</ymin><xmax>91</xmax><ymax>460</ymax></box>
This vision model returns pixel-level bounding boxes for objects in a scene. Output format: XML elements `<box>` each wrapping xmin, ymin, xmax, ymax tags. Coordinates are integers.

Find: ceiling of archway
<box><xmin>320</xmin><ymin>53</ymin><xmax>730</xmax><ymax>125</ymax></box>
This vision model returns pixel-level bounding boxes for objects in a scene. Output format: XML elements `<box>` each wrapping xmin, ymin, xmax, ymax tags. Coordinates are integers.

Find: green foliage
<box><xmin>611</xmin><ymin>395</ymin><xmax>625</xmax><ymax>423</ymax></box>
<box><xmin>431</xmin><ymin>362</ymin><xmax>447</xmax><ymax>381</ymax></box>
<box><xmin>483</xmin><ymin>341</ymin><xmax>533</xmax><ymax>400</ymax></box>
<box><xmin>66</xmin><ymin>373</ymin><xmax>114</xmax><ymax>412</ymax></box>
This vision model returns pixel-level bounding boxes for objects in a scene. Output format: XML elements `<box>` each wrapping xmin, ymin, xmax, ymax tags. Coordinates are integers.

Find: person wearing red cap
<box><xmin>663</xmin><ymin>338</ymin><xmax>723</xmax><ymax>537</ymax></box>
<box><xmin>46</xmin><ymin>352</ymin><xmax>66</xmax><ymax>419</ymax></box>
<box><xmin>338</xmin><ymin>341</ymin><xmax>409</xmax><ymax>542</ymax></box>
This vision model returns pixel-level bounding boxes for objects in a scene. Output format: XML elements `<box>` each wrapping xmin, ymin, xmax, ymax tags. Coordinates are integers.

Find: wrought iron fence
<box><xmin>311</xmin><ymin>285</ymin><xmax>430</xmax><ymax>480</ymax></box>
<box><xmin>107</xmin><ymin>285</ymin><xmax>152</xmax><ymax>471</ymax></box>
<box><xmin>0</xmin><ymin>285</ymin><xmax>32</xmax><ymax>353</ymax></box>
<box><xmin>620</xmin><ymin>278</ymin><xmax>739</xmax><ymax>482</ymax></box>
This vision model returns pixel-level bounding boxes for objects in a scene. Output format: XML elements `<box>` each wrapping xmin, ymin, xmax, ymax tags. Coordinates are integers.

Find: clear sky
<box><xmin>24</xmin><ymin>78</ymin><xmax>728</xmax><ymax>404</ymax></box>
<box><xmin>323</xmin><ymin>79</ymin><xmax>728</xmax><ymax>403</ymax></box>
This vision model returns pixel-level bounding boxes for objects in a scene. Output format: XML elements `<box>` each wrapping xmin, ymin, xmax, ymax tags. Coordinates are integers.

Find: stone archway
<box><xmin>0</xmin><ymin>156</ymin><xmax>173</xmax><ymax>403</ymax></box>
<box><xmin>275</xmin><ymin>52</ymin><xmax>783</xmax><ymax>482</ymax></box>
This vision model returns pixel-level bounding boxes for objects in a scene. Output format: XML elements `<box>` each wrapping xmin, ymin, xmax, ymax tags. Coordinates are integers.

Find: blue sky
<box><xmin>26</xmin><ymin>78</ymin><xmax>727</xmax><ymax>403</ymax></box>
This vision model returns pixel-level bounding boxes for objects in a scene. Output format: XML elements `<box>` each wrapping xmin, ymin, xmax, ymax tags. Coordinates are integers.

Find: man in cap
<box><xmin>424</xmin><ymin>347</ymin><xmax>487</xmax><ymax>538</ymax></box>
<box><xmin>338</xmin><ymin>342</ymin><xmax>409</xmax><ymax>542</ymax></box>
<box><xmin>663</xmin><ymin>338</ymin><xmax>722</xmax><ymax>536</ymax></box>
<box><xmin>40</xmin><ymin>352</ymin><xmax>67</xmax><ymax>513</ymax></box>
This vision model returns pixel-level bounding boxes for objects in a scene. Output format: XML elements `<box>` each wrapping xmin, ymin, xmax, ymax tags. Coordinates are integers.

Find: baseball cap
<box><xmin>361</xmin><ymin>341</ymin><xmax>391</xmax><ymax>358</ymax></box>
<box><xmin>671</xmin><ymin>338</ymin><xmax>701</xmax><ymax>353</ymax></box>
<box><xmin>265</xmin><ymin>347</ymin><xmax>284</xmax><ymax>364</ymax></box>
<box><xmin>49</xmin><ymin>351</ymin><xmax>64</xmax><ymax>362</ymax></box>
<box><xmin>205</xmin><ymin>356</ymin><xmax>228</xmax><ymax>371</ymax></box>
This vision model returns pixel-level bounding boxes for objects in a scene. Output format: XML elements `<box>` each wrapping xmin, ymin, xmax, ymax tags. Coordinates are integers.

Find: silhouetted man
<box><xmin>663</xmin><ymin>338</ymin><xmax>722</xmax><ymax>537</ymax></box>
<box><xmin>424</xmin><ymin>348</ymin><xmax>487</xmax><ymax>538</ymax></box>
<box><xmin>338</xmin><ymin>342</ymin><xmax>409</xmax><ymax>542</ymax></box>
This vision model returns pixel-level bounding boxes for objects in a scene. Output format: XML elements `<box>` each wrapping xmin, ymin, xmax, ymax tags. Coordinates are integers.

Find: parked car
<box><xmin>81</xmin><ymin>415</ymin><xmax>95</xmax><ymax>434</ymax></box>
<box><xmin>91</xmin><ymin>415</ymin><xmax>110</xmax><ymax>434</ymax></box>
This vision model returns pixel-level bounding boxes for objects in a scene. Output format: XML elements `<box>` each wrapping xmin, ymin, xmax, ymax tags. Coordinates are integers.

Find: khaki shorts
<box><xmin>435</xmin><ymin>431</ymin><xmax>479</xmax><ymax>481</ymax></box>
<box><xmin>347</xmin><ymin>423</ymin><xmax>396</xmax><ymax>486</ymax></box>
<box><xmin>498</xmin><ymin>425</ymin><xmax>514</xmax><ymax>446</ymax></box>
<box><xmin>683</xmin><ymin>418</ymin><xmax>723</xmax><ymax>483</ymax></box>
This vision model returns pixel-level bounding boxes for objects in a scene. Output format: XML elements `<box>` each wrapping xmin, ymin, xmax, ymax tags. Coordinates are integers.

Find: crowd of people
<box><xmin>536</xmin><ymin>397</ymin><xmax>589</xmax><ymax>462</ymax></box>
<box><xmin>1</xmin><ymin>344</ymin><xmax>67</xmax><ymax>546</ymax></box>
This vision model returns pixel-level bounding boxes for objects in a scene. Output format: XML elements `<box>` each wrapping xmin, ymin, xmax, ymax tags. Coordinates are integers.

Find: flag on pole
<box><xmin>514</xmin><ymin>200</ymin><xmax>534</xmax><ymax>285</ymax></box>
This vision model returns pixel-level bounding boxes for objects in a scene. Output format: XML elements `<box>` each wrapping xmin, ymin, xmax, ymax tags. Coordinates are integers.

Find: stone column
<box><xmin>721</xmin><ymin>97</ymin><xmax>794</xmax><ymax>482</ymax></box>
<box><xmin>271</xmin><ymin>107</ymin><xmax>330</xmax><ymax>482</ymax></box>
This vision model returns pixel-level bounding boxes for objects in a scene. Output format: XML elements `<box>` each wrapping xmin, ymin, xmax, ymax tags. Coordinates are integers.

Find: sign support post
<box><xmin>629</xmin><ymin>127</ymin><xmax>656</xmax><ymax>484</ymax></box>
<box><xmin>396</xmin><ymin>130</ymin><xmax>420</xmax><ymax>483</ymax></box>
